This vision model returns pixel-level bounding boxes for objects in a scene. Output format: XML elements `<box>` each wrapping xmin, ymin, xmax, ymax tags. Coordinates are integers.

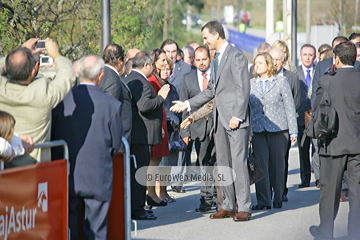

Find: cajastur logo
<box><xmin>37</xmin><ymin>182</ymin><xmax>48</xmax><ymax>212</ymax></box>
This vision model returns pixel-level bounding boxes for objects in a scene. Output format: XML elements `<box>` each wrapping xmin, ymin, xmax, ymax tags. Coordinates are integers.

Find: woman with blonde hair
<box><xmin>272</xmin><ymin>40</ymin><xmax>296</xmax><ymax>72</ymax></box>
<box><xmin>0</xmin><ymin>111</ymin><xmax>34</xmax><ymax>163</ymax></box>
<box><xmin>249</xmin><ymin>52</ymin><xmax>298</xmax><ymax>210</ymax></box>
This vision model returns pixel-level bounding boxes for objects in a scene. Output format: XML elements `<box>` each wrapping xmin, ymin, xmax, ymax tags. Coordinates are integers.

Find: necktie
<box><xmin>213</xmin><ymin>52</ymin><xmax>220</xmax><ymax>81</ymax></box>
<box><xmin>202</xmin><ymin>73</ymin><xmax>208</xmax><ymax>91</ymax></box>
<box><xmin>305</xmin><ymin>69</ymin><xmax>311</xmax><ymax>87</ymax></box>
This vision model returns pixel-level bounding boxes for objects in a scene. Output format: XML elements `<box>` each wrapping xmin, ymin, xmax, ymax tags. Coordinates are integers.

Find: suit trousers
<box><xmin>215</xmin><ymin>121</ymin><xmax>251</xmax><ymax>213</ymax></box>
<box><xmin>298</xmin><ymin>125</ymin><xmax>311</xmax><ymax>184</ymax></box>
<box><xmin>253</xmin><ymin>130</ymin><xmax>289</xmax><ymax>206</ymax></box>
<box><xmin>318</xmin><ymin>154</ymin><xmax>360</xmax><ymax>239</ymax></box>
<box><xmin>130</xmin><ymin>144</ymin><xmax>151</xmax><ymax>216</ymax></box>
<box><xmin>69</xmin><ymin>197</ymin><xmax>110</xmax><ymax>240</ymax></box>
<box><xmin>195</xmin><ymin>136</ymin><xmax>216</xmax><ymax>203</ymax></box>
<box><xmin>284</xmin><ymin>137</ymin><xmax>291</xmax><ymax>195</ymax></box>
<box><xmin>312</xmin><ymin>139</ymin><xmax>320</xmax><ymax>181</ymax></box>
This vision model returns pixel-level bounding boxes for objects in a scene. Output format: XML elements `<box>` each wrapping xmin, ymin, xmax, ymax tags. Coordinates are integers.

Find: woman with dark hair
<box><xmin>249</xmin><ymin>52</ymin><xmax>298</xmax><ymax>210</ymax></box>
<box><xmin>146</xmin><ymin>49</ymin><xmax>170</xmax><ymax>206</ymax></box>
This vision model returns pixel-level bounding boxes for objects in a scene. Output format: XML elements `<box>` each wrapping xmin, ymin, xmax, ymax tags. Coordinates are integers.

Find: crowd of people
<box><xmin>1</xmin><ymin>21</ymin><xmax>360</xmax><ymax>240</ymax></box>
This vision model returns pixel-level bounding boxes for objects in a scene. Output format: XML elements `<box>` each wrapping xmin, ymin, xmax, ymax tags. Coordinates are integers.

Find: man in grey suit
<box><xmin>52</xmin><ymin>55</ymin><xmax>123</xmax><ymax>239</ymax></box>
<box><xmin>124</xmin><ymin>51</ymin><xmax>170</xmax><ymax>220</ymax></box>
<box><xmin>269</xmin><ymin>47</ymin><xmax>300</xmax><ymax>201</ymax></box>
<box><xmin>171</xmin><ymin>21</ymin><xmax>252</xmax><ymax>221</ymax></box>
<box><xmin>309</xmin><ymin>42</ymin><xmax>360</xmax><ymax>240</ymax></box>
<box><xmin>180</xmin><ymin>46</ymin><xmax>215</xmax><ymax>212</ymax></box>
<box><xmin>297</xmin><ymin>44</ymin><xmax>316</xmax><ymax>189</ymax></box>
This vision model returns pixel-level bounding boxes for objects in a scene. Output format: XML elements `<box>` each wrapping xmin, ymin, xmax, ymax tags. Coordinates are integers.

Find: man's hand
<box><xmin>170</xmin><ymin>101</ymin><xmax>187</xmax><ymax>113</ymax></box>
<box><xmin>158</xmin><ymin>84</ymin><xmax>170</xmax><ymax>100</ymax></box>
<box><xmin>45</xmin><ymin>38</ymin><xmax>62</xmax><ymax>60</ymax></box>
<box><xmin>229</xmin><ymin>117</ymin><xmax>240</xmax><ymax>130</ymax></box>
<box><xmin>22</xmin><ymin>38</ymin><xmax>43</xmax><ymax>55</ymax></box>
<box><xmin>290</xmin><ymin>137</ymin><xmax>297</xmax><ymax>143</ymax></box>
<box><xmin>180</xmin><ymin>117</ymin><xmax>194</xmax><ymax>129</ymax></box>
<box><xmin>182</xmin><ymin>137</ymin><xmax>191</xmax><ymax>145</ymax></box>
<box><xmin>19</xmin><ymin>134</ymin><xmax>34</xmax><ymax>154</ymax></box>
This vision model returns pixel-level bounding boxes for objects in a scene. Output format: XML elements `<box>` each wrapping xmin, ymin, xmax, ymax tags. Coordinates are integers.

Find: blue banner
<box><xmin>227</xmin><ymin>28</ymin><xmax>265</xmax><ymax>54</ymax></box>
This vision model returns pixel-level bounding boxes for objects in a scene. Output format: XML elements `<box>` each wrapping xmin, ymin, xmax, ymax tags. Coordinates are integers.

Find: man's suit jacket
<box><xmin>52</xmin><ymin>84</ymin><xmax>123</xmax><ymax>201</ymax></box>
<box><xmin>249</xmin><ymin>76</ymin><xmax>298</xmax><ymax>134</ymax></box>
<box><xmin>180</xmin><ymin>69</ymin><xmax>213</xmax><ymax>141</ymax></box>
<box><xmin>189</xmin><ymin>44</ymin><xmax>250</xmax><ymax>131</ymax></box>
<box><xmin>296</xmin><ymin>65</ymin><xmax>313</xmax><ymax>127</ymax></box>
<box><xmin>0</xmin><ymin>56</ymin><xmax>76</xmax><ymax>167</ymax></box>
<box><xmin>283</xmin><ymin>68</ymin><xmax>301</xmax><ymax>111</ymax></box>
<box><xmin>124</xmin><ymin>70</ymin><xmax>163</xmax><ymax>145</ymax></box>
<box><xmin>311</xmin><ymin>58</ymin><xmax>360</xmax><ymax>108</ymax></box>
<box><xmin>99</xmin><ymin>65</ymin><xmax>123</xmax><ymax>102</ymax></box>
<box><xmin>313</xmin><ymin>68</ymin><xmax>360</xmax><ymax>156</ymax></box>
<box><xmin>119</xmin><ymin>76</ymin><xmax>132</xmax><ymax>151</ymax></box>
<box><xmin>168</xmin><ymin>60</ymin><xmax>193</xmax><ymax>96</ymax></box>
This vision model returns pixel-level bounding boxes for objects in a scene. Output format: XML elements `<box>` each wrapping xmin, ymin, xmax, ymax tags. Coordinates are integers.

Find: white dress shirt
<box><xmin>197</xmin><ymin>68</ymin><xmax>211</xmax><ymax>91</ymax></box>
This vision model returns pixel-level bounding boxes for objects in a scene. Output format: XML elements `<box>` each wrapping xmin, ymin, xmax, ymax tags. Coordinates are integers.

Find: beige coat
<box><xmin>0</xmin><ymin>56</ymin><xmax>76</xmax><ymax>167</ymax></box>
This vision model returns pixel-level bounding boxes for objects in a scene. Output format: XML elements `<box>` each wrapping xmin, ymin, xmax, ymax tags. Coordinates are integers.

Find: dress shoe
<box><xmin>171</xmin><ymin>186</ymin><xmax>186</xmax><ymax>193</ymax></box>
<box><xmin>233</xmin><ymin>212</ymin><xmax>252</xmax><ymax>221</ymax></box>
<box><xmin>251</xmin><ymin>204</ymin><xmax>271</xmax><ymax>210</ymax></box>
<box><xmin>315</xmin><ymin>180</ymin><xmax>321</xmax><ymax>188</ymax></box>
<box><xmin>132</xmin><ymin>212</ymin><xmax>157</xmax><ymax>220</ymax></box>
<box><xmin>146</xmin><ymin>195</ymin><xmax>167</xmax><ymax>206</ymax></box>
<box><xmin>209</xmin><ymin>209</ymin><xmax>235</xmax><ymax>219</ymax></box>
<box><xmin>309</xmin><ymin>225</ymin><xmax>333</xmax><ymax>239</ymax></box>
<box><xmin>282</xmin><ymin>193</ymin><xmax>288</xmax><ymax>202</ymax></box>
<box><xmin>145</xmin><ymin>209</ymin><xmax>153</xmax><ymax>214</ymax></box>
<box><xmin>273</xmin><ymin>202</ymin><xmax>282</xmax><ymax>208</ymax></box>
<box><xmin>299</xmin><ymin>182</ymin><xmax>310</xmax><ymax>188</ymax></box>
<box><xmin>195</xmin><ymin>202</ymin><xmax>212</xmax><ymax>212</ymax></box>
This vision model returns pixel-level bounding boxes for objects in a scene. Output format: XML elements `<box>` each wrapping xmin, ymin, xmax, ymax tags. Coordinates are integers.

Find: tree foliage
<box><xmin>0</xmin><ymin>0</ymin><xmax>205</xmax><ymax>59</ymax></box>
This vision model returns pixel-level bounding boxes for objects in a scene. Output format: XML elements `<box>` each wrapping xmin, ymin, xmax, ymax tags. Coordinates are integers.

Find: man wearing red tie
<box><xmin>180</xmin><ymin>46</ymin><xmax>216</xmax><ymax>212</ymax></box>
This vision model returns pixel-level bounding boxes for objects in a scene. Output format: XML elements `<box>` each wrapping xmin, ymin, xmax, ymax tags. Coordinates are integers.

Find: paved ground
<box><xmin>131</xmin><ymin>146</ymin><xmax>350</xmax><ymax>240</ymax></box>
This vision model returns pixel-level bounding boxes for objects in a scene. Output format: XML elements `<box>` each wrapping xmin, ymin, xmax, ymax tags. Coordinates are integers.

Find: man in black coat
<box><xmin>124</xmin><ymin>51</ymin><xmax>170</xmax><ymax>220</ymax></box>
<box><xmin>52</xmin><ymin>55</ymin><xmax>123</xmax><ymax>239</ymax></box>
<box><xmin>310</xmin><ymin>42</ymin><xmax>360</xmax><ymax>240</ymax></box>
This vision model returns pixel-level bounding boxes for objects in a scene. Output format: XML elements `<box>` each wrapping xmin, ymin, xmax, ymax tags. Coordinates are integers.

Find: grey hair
<box><xmin>269</xmin><ymin>47</ymin><xmax>285</xmax><ymax>61</ymax></box>
<box><xmin>181</xmin><ymin>45</ymin><xmax>194</xmax><ymax>55</ymax></box>
<box><xmin>131</xmin><ymin>51</ymin><xmax>152</xmax><ymax>70</ymax></box>
<box><xmin>78</xmin><ymin>55</ymin><xmax>105</xmax><ymax>82</ymax></box>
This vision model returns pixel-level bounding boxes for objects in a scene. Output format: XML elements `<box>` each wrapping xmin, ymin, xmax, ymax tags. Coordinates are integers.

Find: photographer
<box><xmin>0</xmin><ymin>38</ymin><xmax>76</xmax><ymax>168</ymax></box>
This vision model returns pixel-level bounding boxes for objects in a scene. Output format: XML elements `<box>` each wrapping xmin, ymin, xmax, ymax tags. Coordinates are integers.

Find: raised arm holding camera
<box><xmin>0</xmin><ymin>38</ymin><xmax>76</xmax><ymax>168</ymax></box>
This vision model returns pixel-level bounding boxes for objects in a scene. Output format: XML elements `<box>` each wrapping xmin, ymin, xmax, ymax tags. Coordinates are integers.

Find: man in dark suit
<box><xmin>296</xmin><ymin>44</ymin><xmax>316</xmax><ymax>188</ymax></box>
<box><xmin>101</xmin><ymin>44</ymin><xmax>132</xmax><ymax>152</ymax></box>
<box><xmin>171</xmin><ymin>21</ymin><xmax>252</xmax><ymax>221</ymax></box>
<box><xmin>51</xmin><ymin>55</ymin><xmax>123</xmax><ymax>239</ymax></box>
<box><xmin>124</xmin><ymin>51</ymin><xmax>170</xmax><ymax>220</ymax></box>
<box><xmin>100</xmin><ymin>44</ymin><xmax>125</xmax><ymax>101</ymax></box>
<box><xmin>269</xmin><ymin>47</ymin><xmax>300</xmax><ymax>202</ymax></box>
<box><xmin>161</xmin><ymin>39</ymin><xmax>193</xmax><ymax>193</ymax></box>
<box><xmin>309</xmin><ymin>42</ymin><xmax>360</xmax><ymax>240</ymax></box>
<box><xmin>310</xmin><ymin>36</ymin><xmax>350</xmax><ymax>198</ymax></box>
<box><xmin>180</xmin><ymin>46</ymin><xmax>215</xmax><ymax>212</ymax></box>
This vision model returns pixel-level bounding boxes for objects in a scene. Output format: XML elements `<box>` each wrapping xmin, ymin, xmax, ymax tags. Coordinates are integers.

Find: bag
<box><xmin>169</xmin><ymin>132</ymin><xmax>186</xmax><ymax>152</ymax></box>
<box><xmin>303</xmin><ymin>78</ymin><xmax>337</xmax><ymax>141</ymax></box>
<box><xmin>247</xmin><ymin>142</ymin><xmax>264</xmax><ymax>185</ymax></box>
